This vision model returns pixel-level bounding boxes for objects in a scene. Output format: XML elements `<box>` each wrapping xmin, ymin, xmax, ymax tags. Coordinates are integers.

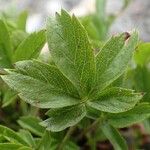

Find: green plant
<box><xmin>1</xmin><ymin>10</ymin><xmax>150</xmax><ymax>149</ymax></box>
<box><xmin>0</xmin><ymin>10</ymin><xmax>46</xmax><ymax>131</ymax></box>
<box><xmin>80</xmin><ymin>0</ymin><xmax>131</xmax><ymax>50</ymax></box>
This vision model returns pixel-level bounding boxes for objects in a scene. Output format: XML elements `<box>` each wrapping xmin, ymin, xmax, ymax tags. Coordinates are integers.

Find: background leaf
<box><xmin>0</xmin><ymin>20</ymin><xmax>12</xmax><ymax>68</ymax></box>
<box><xmin>0</xmin><ymin>125</ymin><xmax>28</xmax><ymax>146</ymax></box>
<box><xmin>13</xmin><ymin>30</ymin><xmax>46</xmax><ymax>62</ymax></box>
<box><xmin>18</xmin><ymin>116</ymin><xmax>45</xmax><ymax>137</ymax></box>
<box><xmin>101</xmin><ymin>123</ymin><xmax>128</xmax><ymax>150</ymax></box>
<box><xmin>107</xmin><ymin>104</ymin><xmax>150</xmax><ymax>128</ymax></box>
<box><xmin>134</xmin><ymin>43</ymin><xmax>150</xmax><ymax>66</ymax></box>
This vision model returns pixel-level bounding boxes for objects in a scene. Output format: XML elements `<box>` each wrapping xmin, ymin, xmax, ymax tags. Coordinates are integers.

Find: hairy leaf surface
<box><xmin>40</xmin><ymin>104</ymin><xmax>86</xmax><ymax>132</ymax></box>
<box><xmin>47</xmin><ymin>10</ymin><xmax>95</xmax><ymax>97</ymax></box>
<box><xmin>88</xmin><ymin>87</ymin><xmax>142</xmax><ymax>113</ymax></box>
<box><xmin>96</xmin><ymin>31</ymin><xmax>139</xmax><ymax>90</ymax></box>
<box><xmin>1</xmin><ymin>61</ymin><xmax>80</xmax><ymax>108</ymax></box>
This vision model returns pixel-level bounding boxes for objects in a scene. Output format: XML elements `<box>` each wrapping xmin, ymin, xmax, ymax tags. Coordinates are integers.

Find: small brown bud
<box><xmin>124</xmin><ymin>32</ymin><xmax>131</xmax><ymax>41</ymax></box>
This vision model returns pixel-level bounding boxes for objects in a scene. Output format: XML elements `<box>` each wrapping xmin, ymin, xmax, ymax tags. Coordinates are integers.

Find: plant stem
<box><xmin>57</xmin><ymin>126</ymin><xmax>75</xmax><ymax>150</ymax></box>
<box><xmin>77</xmin><ymin>118</ymin><xmax>101</xmax><ymax>141</ymax></box>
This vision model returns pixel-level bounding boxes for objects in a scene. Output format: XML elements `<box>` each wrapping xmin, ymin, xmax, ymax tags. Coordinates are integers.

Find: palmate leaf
<box><xmin>40</xmin><ymin>104</ymin><xmax>86</xmax><ymax>132</ymax></box>
<box><xmin>1</xmin><ymin>10</ymin><xmax>142</xmax><ymax>132</ymax></box>
<box><xmin>95</xmin><ymin>31</ymin><xmax>139</xmax><ymax>91</ymax></box>
<box><xmin>47</xmin><ymin>9</ymin><xmax>95</xmax><ymax>97</ymax></box>
<box><xmin>88</xmin><ymin>87</ymin><xmax>142</xmax><ymax>113</ymax></box>
<box><xmin>1</xmin><ymin>60</ymin><xmax>80</xmax><ymax>108</ymax></box>
<box><xmin>107</xmin><ymin>104</ymin><xmax>150</xmax><ymax>128</ymax></box>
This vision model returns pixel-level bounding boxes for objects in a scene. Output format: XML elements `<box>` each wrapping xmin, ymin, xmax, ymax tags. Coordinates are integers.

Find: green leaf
<box><xmin>18</xmin><ymin>130</ymin><xmax>36</xmax><ymax>148</ymax></box>
<box><xmin>18</xmin><ymin>147</ymin><xmax>32</xmax><ymax>150</ymax></box>
<box><xmin>0</xmin><ymin>125</ymin><xmax>28</xmax><ymax>146</ymax></box>
<box><xmin>96</xmin><ymin>31</ymin><xmax>139</xmax><ymax>91</ymax></box>
<box><xmin>36</xmin><ymin>130</ymin><xmax>51</xmax><ymax>150</ymax></box>
<box><xmin>17</xmin><ymin>10</ymin><xmax>28</xmax><ymax>31</ymax></box>
<box><xmin>107</xmin><ymin>104</ymin><xmax>150</xmax><ymax>128</ymax></box>
<box><xmin>96</xmin><ymin>0</ymin><xmax>106</xmax><ymax>21</ymax></box>
<box><xmin>80</xmin><ymin>16</ymin><xmax>100</xmax><ymax>41</ymax></box>
<box><xmin>2</xmin><ymin>89</ymin><xmax>17</xmax><ymax>107</ymax></box>
<box><xmin>86</xmin><ymin>105</ymin><xmax>101</xmax><ymax>120</ymax></box>
<box><xmin>101</xmin><ymin>124</ymin><xmax>128</xmax><ymax>150</ymax></box>
<box><xmin>0</xmin><ymin>19</ymin><xmax>12</xmax><ymax>68</ymax></box>
<box><xmin>13</xmin><ymin>30</ymin><xmax>46</xmax><ymax>62</ymax></box>
<box><xmin>10</xmin><ymin>30</ymin><xmax>28</xmax><ymax>51</ymax></box>
<box><xmin>18</xmin><ymin>116</ymin><xmax>45</xmax><ymax>137</ymax></box>
<box><xmin>15</xmin><ymin>60</ymin><xmax>79</xmax><ymax>97</ymax></box>
<box><xmin>143</xmin><ymin>119</ymin><xmax>150</xmax><ymax>135</ymax></box>
<box><xmin>1</xmin><ymin>60</ymin><xmax>80</xmax><ymax>108</ymax></box>
<box><xmin>87</xmin><ymin>87</ymin><xmax>142</xmax><ymax>113</ymax></box>
<box><xmin>134</xmin><ymin>43</ymin><xmax>150</xmax><ymax>66</ymax></box>
<box><xmin>47</xmin><ymin>9</ymin><xmax>95</xmax><ymax>97</ymax></box>
<box><xmin>0</xmin><ymin>143</ymin><xmax>23</xmax><ymax>150</ymax></box>
<box><xmin>40</xmin><ymin>104</ymin><xmax>86</xmax><ymax>132</ymax></box>
<box><xmin>64</xmin><ymin>141</ymin><xmax>80</xmax><ymax>150</ymax></box>
<box><xmin>132</xmin><ymin>66</ymin><xmax>150</xmax><ymax>102</ymax></box>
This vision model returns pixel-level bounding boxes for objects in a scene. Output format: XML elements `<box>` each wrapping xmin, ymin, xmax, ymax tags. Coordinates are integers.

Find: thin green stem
<box><xmin>57</xmin><ymin>126</ymin><xmax>76</xmax><ymax>150</ymax></box>
<box><xmin>77</xmin><ymin>118</ymin><xmax>100</xmax><ymax>141</ymax></box>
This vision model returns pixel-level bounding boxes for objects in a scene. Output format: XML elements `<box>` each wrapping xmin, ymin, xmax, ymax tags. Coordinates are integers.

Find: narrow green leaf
<box><xmin>10</xmin><ymin>30</ymin><xmax>28</xmax><ymax>51</ymax></box>
<box><xmin>96</xmin><ymin>31</ymin><xmax>139</xmax><ymax>90</ymax></box>
<box><xmin>2</xmin><ymin>89</ymin><xmax>17</xmax><ymax>107</ymax></box>
<box><xmin>80</xmin><ymin>16</ymin><xmax>100</xmax><ymax>41</ymax></box>
<box><xmin>15</xmin><ymin>60</ymin><xmax>79</xmax><ymax>97</ymax></box>
<box><xmin>0</xmin><ymin>125</ymin><xmax>28</xmax><ymax>146</ymax></box>
<box><xmin>18</xmin><ymin>116</ymin><xmax>45</xmax><ymax>137</ymax></box>
<box><xmin>0</xmin><ymin>20</ymin><xmax>12</xmax><ymax>67</ymax></box>
<box><xmin>132</xmin><ymin>66</ymin><xmax>150</xmax><ymax>102</ymax></box>
<box><xmin>96</xmin><ymin>0</ymin><xmax>106</xmax><ymax>21</ymax></box>
<box><xmin>64</xmin><ymin>141</ymin><xmax>80</xmax><ymax>150</ymax></box>
<box><xmin>47</xmin><ymin>9</ymin><xmax>95</xmax><ymax>97</ymax></box>
<box><xmin>18</xmin><ymin>130</ymin><xmax>36</xmax><ymax>148</ymax></box>
<box><xmin>107</xmin><ymin>104</ymin><xmax>150</xmax><ymax>128</ymax></box>
<box><xmin>0</xmin><ymin>143</ymin><xmax>23</xmax><ymax>150</ymax></box>
<box><xmin>1</xmin><ymin>61</ymin><xmax>80</xmax><ymax>108</ymax></box>
<box><xmin>88</xmin><ymin>87</ymin><xmax>142</xmax><ymax>113</ymax></box>
<box><xmin>13</xmin><ymin>30</ymin><xmax>46</xmax><ymax>62</ymax></box>
<box><xmin>40</xmin><ymin>104</ymin><xmax>86</xmax><ymax>132</ymax></box>
<box><xmin>17</xmin><ymin>10</ymin><xmax>28</xmax><ymax>31</ymax></box>
<box><xmin>36</xmin><ymin>130</ymin><xmax>51</xmax><ymax>150</ymax></box>
<box><xmin>134</xmin><ymin>43</ymin><xmax>150</xmax><ymax>66</ymax></box>
<box><xmin>143</xmin><ymin>119</ymin><xmax>150</xmax><ymax>135</ymax></box>
<box><xmin>101</xmin><ymin>124</ymin><xmax>128</xmax><ymax>150</ymax></box>
<box><xmin>18</xmin><ymin>147</ymin><xmax>32</xmax><ymax>150</ymax></box>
